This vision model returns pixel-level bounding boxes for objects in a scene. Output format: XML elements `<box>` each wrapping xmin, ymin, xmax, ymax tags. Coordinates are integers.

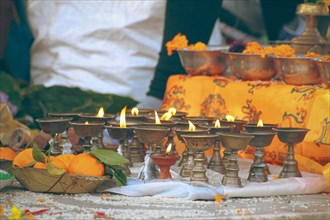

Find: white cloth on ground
<box><xmin>104</xmin><ymin>159</ymin><xmax>328</xmax><ymax>200</ymax></box>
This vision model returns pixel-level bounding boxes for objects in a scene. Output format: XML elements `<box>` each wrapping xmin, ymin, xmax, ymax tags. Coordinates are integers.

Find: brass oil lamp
<box><xmin>273</xmin><ymin>127</ymin><xmax>310</xmax><ymax>178</ymax></box>
<box><xmin>36</xmin><ymin>117</ymin><xmax>73</xmax><ymax>155</ymax></box>
<box><xmin>69</xmin><ymin>121</ymin><xmax>104</xmax><ymax>153</ymax></box>
<box><xmin>219</xmin><ymin>133</ymin><xmax>254</xmax><ymax>187</ymax></box>
<box><xmin>181</xmin><ymin>134</ymin><xmax>219</xmax><ymax>183</ymax></box>
<box><xmin>200</xmin><ymin>119</ymin><xmax>234</xmax><ymax>174</ymax></box>
<box><xmin>133</xmin><ymin>124</ymin><xmax>170</xmax><ymax>181</ymax></box>
<box><xmin>173</xmin><ymin>121</ymin><xmax>210</xmax><ymax>177</ymax></box>
<box><xmin>79</xmin><ymin>107</ymin><xmax>115</xmax><ymax>149</ymax></box>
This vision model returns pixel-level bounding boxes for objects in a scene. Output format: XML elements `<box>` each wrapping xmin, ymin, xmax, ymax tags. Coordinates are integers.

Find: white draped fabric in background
<box><xmin>27</xmin><ymin>1</ymin><xmax>166</xmax><ymax>102</ymax></box>
<box><xmin>27</xmin><ymin>0</ymin><xmax>223</xmax><ymax>102</ymax></box>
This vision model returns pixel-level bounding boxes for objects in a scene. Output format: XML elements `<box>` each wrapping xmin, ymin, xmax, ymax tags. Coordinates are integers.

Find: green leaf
<box><xmin>26</xmin><ymin>160</ymin><xmax>36</xmax><ymax>167</ymax></box>
<box><xmin>108</xmin><ymin>165</ymin><xmax>127</xmax><ymax>186</ymax></box>
<box><xmin>47</xmin><ymin>163</ymin><xmax>65</xmax><ymax>175</ymax></box>
<box><xmin>111</xmin><ymin>165</ymin><xmax>126</xmax><ymax>171</ymax></box>
<box><xmin>91</xmin><ymin>149</ymin><xmax>129</xmax><ymax>165</ymax></box>
<box><xmin>32</xmin><ymin>144</ymin><xmax>45</xmax><ymax>163</ymax></box>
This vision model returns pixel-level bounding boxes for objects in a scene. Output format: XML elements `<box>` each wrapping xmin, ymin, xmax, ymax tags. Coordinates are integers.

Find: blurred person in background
<box><xmin>0</xmin><ymin>0</ymin><xmax>33</xmax><ymax>85</ymax></box>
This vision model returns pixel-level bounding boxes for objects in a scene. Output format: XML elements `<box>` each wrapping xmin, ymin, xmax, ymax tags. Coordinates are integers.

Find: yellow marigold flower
<box><xmin>8</xmin><ymin>206</ymin><xmax>24</xmax><ymax>220</ymax></box>
<box><xmin>214</xmin><ymin>194</ymin><xmax>223</xmax><ymax>202</ymax></box>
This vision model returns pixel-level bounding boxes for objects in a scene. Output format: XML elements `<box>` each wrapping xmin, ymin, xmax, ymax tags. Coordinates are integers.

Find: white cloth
<box><xmin>27</xmin><ymin>1</ymin><xmax>223</xmax><ymax>103</ymax></box>
<box><xmin>104</xmin><ymin>159</ymin><xmax>328</xmax><ymax>200</ymax></box>
<box><xmin>27</xmin><ymin>0</ymin><xmax>166</xmax><ymax>102</ymax></box>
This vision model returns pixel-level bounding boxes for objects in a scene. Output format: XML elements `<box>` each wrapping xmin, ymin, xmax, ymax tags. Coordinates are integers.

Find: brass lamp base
<box><xmin>207</xmin><ymin>141</ymin><xmax>226</xmax><ymax>174</ymax></box>
<box><xmin>279</xmin><ymin>145</ymin><xmax>302</xmax><ymax>178</ymax></box>
<box><xmin>291</xmin><ymin>3</ymin><xmax>330</xmax><ymax>54</ymax></box>
<box><xmin>180</xmin><ymin>149</ymin><xmax>194</xmax><ymax>177</ymax></box>
<box><xmin>191</xmin><ymin>152</ymin><xmax>208</xmax><ymax>182</ymax></box>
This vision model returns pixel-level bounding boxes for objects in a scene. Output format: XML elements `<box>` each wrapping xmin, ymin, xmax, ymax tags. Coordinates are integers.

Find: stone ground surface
<box><xmin>1</xmin><ymin>185</ymin><xmax>329</xmax><ymax>220</ymax></box>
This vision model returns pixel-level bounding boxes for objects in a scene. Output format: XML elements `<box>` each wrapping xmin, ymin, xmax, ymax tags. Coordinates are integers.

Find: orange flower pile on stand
<box><xmin>165</xmin><ymin>33</ymin><xmax>207</xmax><ymax>56</ymax></box>
<box><xmin>242</xmin><ymin>41</ymin><xmax>296</xmax><ymax>58</ymax></box>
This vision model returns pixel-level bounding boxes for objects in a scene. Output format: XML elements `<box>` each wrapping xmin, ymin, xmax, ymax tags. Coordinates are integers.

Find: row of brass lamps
<box><xmin>36</xmin><ymin>107</ymin><xmax>309</xmax><ymax>187</ymax></box>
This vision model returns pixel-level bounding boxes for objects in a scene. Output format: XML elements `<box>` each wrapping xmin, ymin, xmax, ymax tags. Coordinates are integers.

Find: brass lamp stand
<box><xmin>291</xmin><ymin>2</ymin><xmax>330</xmax><ymax>54</ymax></box>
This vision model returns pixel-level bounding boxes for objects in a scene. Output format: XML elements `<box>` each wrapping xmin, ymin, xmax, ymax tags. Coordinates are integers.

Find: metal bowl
<box><xmin>273</xmin><ymin>56</ymin><xmax>322</xmax><ymax>85</ymax></box>
<box><xmin>176</xmin><ymin>46</ymin><xmax>228</xmax><ymax>76</ymax></box>
<box><xmin>226</xmin><ymin>52</ymin><xmax>276</xmax><ymax>81</ymax></box>
<box><xmin>315</xmin><ymin>59</ymin><xmax>330</xmax><ymax>88</ymax></box>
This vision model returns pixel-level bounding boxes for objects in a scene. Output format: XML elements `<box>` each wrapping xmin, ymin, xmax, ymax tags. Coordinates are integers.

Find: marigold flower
<box><xmin>214</xmin><ymin>194</ymin><xmax>223</xmax><ymax>202</ymax></box>
<box><xmin>304</xmin><ymin>52</ymin><xmax>321</xmax><ymax>58</ymax></box>
<box><xmin>166</xmin><ymin>33</ymin><xmax>188</xmax><ymax>56</ymax></box>
<box><xmin>320</xmin><ymin>55</ymin><xmax>330</xmax><ymax>61</ymax></box>
<box><xmin>8</xmin><ymin>206</ymin><xmax>24</xmax><ymax>220</ymax></box>
<box><xmin>272</xmin><ymin>44</ymin><xmax>296</xmax><ymax>57</ymax></box>
<box><xmin>187</xmin><ymin>42</ymin><xmax>207</xmax><ymax>51</ymax></box>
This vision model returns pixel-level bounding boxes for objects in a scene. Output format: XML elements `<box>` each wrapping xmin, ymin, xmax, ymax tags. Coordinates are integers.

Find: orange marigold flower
<box><xmin>320</xmin><ymin>55</ymin><xmax>330</xmax><ymax>61</ymax></box>
<box><xmin>187</xmin><ymin>42</ymin><xmax>207</xmax><ymax>51</ymax></box>
<box><xmin>272</xmin><ymin>44</ymin><xmax>296</xmax><ymax>57</ymax></box>
<box><xmin>166</xmin><ymin>33</ymin><xmax>188</xmax><ymax>56</ymax></box>
<box><xmin>243</xmin><ymin>42</ymin><xmax>296</xmax><ymax>58</ymax></box>
<box><xmin>304</xmin><ymin>52</ymin><xmax>321</xmax><ymax>58</ymax></box>
<box><xmin>242</xmin><ymin>42</ymin><xmax>264</xmax><ymax>55</ymax></box>
<box><xmin>214</xmin><ymin>194</ymin><xmax>223</xmax><ymax>202</ymax></box>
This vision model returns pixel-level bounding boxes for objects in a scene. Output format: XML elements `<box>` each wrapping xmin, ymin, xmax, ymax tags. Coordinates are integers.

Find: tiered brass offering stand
<box><xmin>274</xmin><ymin>127</ymin><xmax>310</xmax><ymax>178</ymax></box>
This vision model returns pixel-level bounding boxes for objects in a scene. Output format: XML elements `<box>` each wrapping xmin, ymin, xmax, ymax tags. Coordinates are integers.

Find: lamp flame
<box><xmin>168</xmin><ymin>107</ymin><xmax>177</xmax><ymax>116</ymax></box>
<box><xmin>96</xmin><ymin>107</ymin><xmax>104</xmax><ymax>117</ymax></box>
<box><xmin>257</xmin><ymin>119</ymin><xmax>263</xmax><ymax>127</ymax></box>
<box><xmin>85</xmin><ymin>121</ymin><xmax>89</xmax><ymax>125</ymax></box>
<box><xmin>188</xmin><ymin>121</ymin><xmax>196</xmax><ymax>131</ymax></box>
<box><xmin>226</xmin><ymin>115</ymin><xmax>235</xmax><ymax>122</ymax></box>
<box><xmin>131</xmin><ymin>107</ymin><xmax>139</xmax><ymax>116</ymax></box>
<box><xmin>166</xmin><ymin>144</ymin><xmax>172</xmax><ymax>154</ymax></box>
<box><xmin>120</xmin><ymin>106</ymin><xmax>127</xmax><ymax>128</ymax></box>
<box><xmin>161</xmin><ymin>112</ymin><xmax>172</xmax><ymax>120</ymax></box>
<box><xmin>155</xmin><ymin>111</ymin><xmax>161</xmax><ymax>124</ymax></box>
<box><xmin>215</xmin><ymin>119</ymin><xmax>221</xmax><ymax>128</ymax></box>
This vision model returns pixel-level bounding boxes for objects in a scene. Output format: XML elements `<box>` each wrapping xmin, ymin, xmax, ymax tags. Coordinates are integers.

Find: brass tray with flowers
<box><xmin>10</xmin><ymin>145</ymin><xmax>128</xmax><ymax>194</ymax></box>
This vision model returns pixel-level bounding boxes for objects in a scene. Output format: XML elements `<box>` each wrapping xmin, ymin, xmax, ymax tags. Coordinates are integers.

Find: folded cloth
<box><xmin>106</xmin><ymin>179</ymin><xmax>224</xmax><ymax>200</ymax></box>
<box><xmin>103</xmin><ymin>159</ymin><xmax>328</xmax><ymax>200</ymax></box>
